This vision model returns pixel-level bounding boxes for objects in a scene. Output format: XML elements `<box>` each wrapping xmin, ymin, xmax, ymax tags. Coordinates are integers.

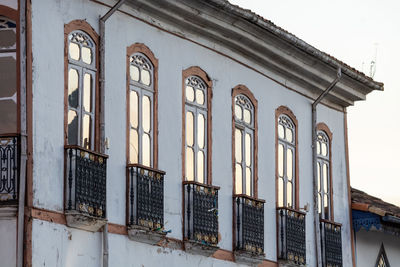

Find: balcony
<box><xmin>277</xmin><ymin>207</ymin><xmax>306</xmax><ymax>266</ymax></box>
<box><xmin>64</xmin><ymin>145</ymin><xmax>107</xmax><ymax>232</ymax></box>
<box><xmin>0</xmin><ymin>135</ymin><xmax>19</xmax><ymax>205</ymax></box>
<box><xmin>320</xmin><ymin>219</ymin><xmax>342</xmax><ymax>267</ymax></box>
<box><xmin>127</xmin><ymin>164</ymin><xmax>166</xmax><ymax>244</ymax></box>
<box><xmin>183</xmin><ymin>181</ymin><xmax>219</xmax><ymax>256</ymax></box>
<box><xmin>234</xmin><ymin>194</ymin><xmax>265</xmax><ymax>265</ymax></box>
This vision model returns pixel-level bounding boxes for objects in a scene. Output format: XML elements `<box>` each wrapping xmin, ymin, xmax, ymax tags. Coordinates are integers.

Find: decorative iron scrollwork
<box><xmin>321</xmin><ymin>220</ymin><xmax>342</xmax><ymax>267</ymax></box>
<box><xmin>0</xmin><ymin>135</ymin><xmax>19</xmax><ymax>203</ymax></box>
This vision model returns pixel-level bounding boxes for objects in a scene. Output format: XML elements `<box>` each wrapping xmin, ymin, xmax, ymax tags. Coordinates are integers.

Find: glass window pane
<box><xmin>235</xmin><ymin>104</ymin><xmax>242</xmax><ymax>120</ymax></box>
<box><xmin>198</xmin><ymin>113</ymin><xmax>205</xmax><ymax>149</ymax></box>
<box><xmin>278</xmin><ymin>178</ymin><xmax>283</xmax><ymax>207</ymax></box>
<box><xmin>235</xmin><ymin>163</ymin><xmax>242</xmax><ymax>194</ymax></box>
<box><xmin>278</xmin><ymin>124</ymin><xmax>284</xmax><ymax>139</ymax></box>
<box><xmin>186</xmin><ymin>111</ymin><xmax>194</xmax><ymax>147</ymax></box>
<box><xmin>142</xmin><ymin>133</ymin><xmax>151</xmax><ymax>167</ymax></box>
<box><xmin>82</xmin><ymin>114</ymin><xmax>92</xmax><ymax>149</ymax></box>
<box><xmin>278</xmin><ymin>144</ymin><xmax>284</xmax><ymax>177</ymax></box>
<box><xmin>141</xmin><ymin>69</ymin><xmax>151</xmax><ymax>86</ymax></box>
<box><xmin>316</xmin><ymin>141</ymin><xmax>321</xmax><ymax>155</ymax></box>
<box><xmin>81</xmin><ymin>46</ymin><xmax>92</xmax><ymax>64</ymax></box>
<box><xmin>186</xmin><ymin>86</ymin><xmax>194</xmax><ymax>102</ymax></box>
<box><xmin>197</xmin><ymin>151</ymin><xmax>204</xmax><ymax>184</ymax></box>
<box><xmin>130</xmin><ymin>65</ymin><xmax>139</xmax><ymax>81</ymax></box>
<box><xmin>129</xmin><ymin>129</ymin><xmax>138</xmax><ymax>164</ymax></box>
<box><xmin>186</xmin><ymin>147</ymin><xmax>194</xmax><ymax>181</ymax></box>
<box><xmin>287</xmin><ymin>182</ymin><xmax>292</xmax><ymax>207</ymax></box>
<box><xmin>130</xmin><ymin>91</ymin><xmax>138</xmax><ymax>128</ymax></box>
<box><xmin>142</xmin><ymin>96</ymin><xmax>151</xmax><ymax>133</ymax></box>
<box><xmin>69</xmin><ymin>42</ymin><xmax>80</xmax><ymax>60</ymax></box>
<box><xmin>245</xmin><ymin>133</ymin><xmax>251</xmax><ymax>167</ymax></box>
<box><xmin>0</xmin><ymin>29</ymin><xmax>16</xmax><ymax>48</ymax></box>
<box><xmin>243</xmin><ymin>109</ymin><xmax>251</xmax><ymax>124</ymax></box>
<box><xmin>235</xmin><ymin>128</ymin><xmax>242</xmax><ymax>163</ymax></box>
<box><xmin>67</xmin><ymin>110</ymin><xmax>78</xmax><ymax>145</ymax></box>
<box><xmin>83</xmin><ymin>73</ymin><xmax>92</xmax><ymax>112</ymax></box>
<box><xmin>246</xmin><ymin>167</ymin><xmax>251</xmax><ymax>196</ymax></box>
<box><xmin>286</xmin><ymin>128</ymin><xmax>293</xmax><ymax>143</ymax></box>
<box><xmin>322</xmin><ymin>143</ymin><xmax>328</xmax><ymax>157</ymax></box>
<box><xmin>317</xmin><ymin>162</ymin><xmax>321</xmax><ymax>191</ymax></box>
<box><xmin>0</xmin><ymin>55</ymin><xmax>16</xmax><ymax>98</ymax></box>
<box><xmin>287</xmin><ymin>148</ymin><xmax>293</xmax><ymax>180</ymax></box>
<box><xmin>323</xmin><ymin>163</ymin><xmax>328</xmax><ymax>192</ymax></box>
<box><xmin>324</xmin><ymin>194</ymin><xmax>329</xmax><ymax>219</ymax></box>
<box><xmin>0</xmin><ymin>99</ymin><xmax>17</xmax><ymax>134</ymax></box>
<box><xmin>68</xmin><ymin>68</ymin><xmax>79</xmax><ymax>108</ymax></box>
<box><xmin>318</xmin><ymin>193</ymin><xmax>322</xmax><ymax>214</ymax></box>
<box><xmin>196</xmin><ymin>89</ymin><xmax>204</xmax><ymax>105</ymax></box>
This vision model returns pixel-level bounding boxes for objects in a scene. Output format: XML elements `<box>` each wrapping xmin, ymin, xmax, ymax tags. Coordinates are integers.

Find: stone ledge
<box><xmin>278</xmin><ymin>260</ymin><xmax>306</xmax><ymax>267</ymax></box>
<box><xmin>184</xmin><ymin>240</ymin><xmax>219</xmax><ymax>257</ymax></box>
<box><xmin>234</xmin><ymin>250</ymin><xmax>265</xmax><ymax>266</ymax></box>
<box><xmin>65</xmin><ymin>211</ymin><xmax>107</xmax><ymax>232</ymax></box>
<box><xmin>128</xmin><ymin>225</ymin><xmax>166</xmax><ymax>245</ymax></box>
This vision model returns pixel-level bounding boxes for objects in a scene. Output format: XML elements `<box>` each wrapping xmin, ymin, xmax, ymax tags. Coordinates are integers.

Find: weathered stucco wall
<box><xmin>0</xmin><ymin>218</ymin><xmax>17</xmax><ymax>267</ymax></box>
<box><xmin>355</xmin><ymin>229</ymin><xmax>400</xmax><ymax>267</ymax></box>
<box><xmin>30</xmin><ymin>0</ymin><xmax>352</xmax><ymax>266</ymax></box>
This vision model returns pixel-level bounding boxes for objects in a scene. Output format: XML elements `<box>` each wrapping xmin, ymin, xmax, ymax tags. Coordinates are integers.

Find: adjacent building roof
<box><xmin>351</xmin><ymin>188</ymin><xmax>400</xmax><ymax>218</ymax></box>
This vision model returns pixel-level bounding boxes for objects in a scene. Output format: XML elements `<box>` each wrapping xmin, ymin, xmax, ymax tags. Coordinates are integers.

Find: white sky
<box><xmin>229</xmin><ymin>0</ymin><xmax>400</xmax><ymax>206</ymax></box>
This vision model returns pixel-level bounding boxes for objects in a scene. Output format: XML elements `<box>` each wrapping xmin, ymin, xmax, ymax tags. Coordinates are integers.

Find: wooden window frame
<box><xmin>182</xmin><ymin>66</ymin><xmax>212</xmax><ymax>185</ymax></box>
<box><xmin>64</xmin><ymin>20</ymin><xmax>100</xmax><ymax>151</ymax></box>
<box><xmin>275</xmin><ymin>106</ymin><xmax>299</xmax><ymax>210</ymax></box>
<box><xmin>126</xmin><ymin>43</ymin><xmax>159</xmax><ymax>168</ymax></box>
<box><xmin>316</xmin><ymin>122</ymin><xmax>334</xmax><ymax>221</ymax></box>
<box><xmin>231</xmin><ymin>85</ymin><xmax>258</xmax><ymax>197</ymax></box>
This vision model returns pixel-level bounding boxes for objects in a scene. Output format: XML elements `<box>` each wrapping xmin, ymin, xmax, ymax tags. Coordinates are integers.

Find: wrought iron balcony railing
<box><xmin>234</xmin><ymin>194</ymin><xmax>265</xmax><ymax>255</ymax></box>
<box><xmin>127</xmin><ymin>164</ymin><xmax>165</xmax><ymax>231</ymax></box>
<box><xmin>65</xmin><ymin>145</ymin><xmax>107</xmax><ymax>219</ymax></box>
<box><xmin>277</xmin><ymin>207</ymin><xmax>306</xmax><ymax>265</ymax></box>
<box><xmin>320</xmin><ymin>219</ymin><xmax>342</xmax><ymax>267</ymax></box>
<box><xmin>0</xmin><ymin>135</ymin><xmax>19</xmax><ymax>204</ymax></box>
<box><xmin>183</xmin><ymin>181</ymin><xmax>219</xmax><ymax>246</ymax></box>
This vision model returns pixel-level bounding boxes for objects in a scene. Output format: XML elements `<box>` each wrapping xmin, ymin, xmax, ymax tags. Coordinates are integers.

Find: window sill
<box><xmin>65</xmin><ymin>211</ymin><xmax>107</xmax><ymax>232</ymax></box>
<box><xmin>128</xmin><ymin>225</ymin><xmax>167</xmax><ymax>245</ymax></box>
<box><xmin>184</xmin><ymin>240</ymin><xmax>219</xmax><ymax>257</ymax></box>
<box><xmin>234</xmin><ymin>250</ymin><xmax>264</xmax><ymax>265</ymax></box>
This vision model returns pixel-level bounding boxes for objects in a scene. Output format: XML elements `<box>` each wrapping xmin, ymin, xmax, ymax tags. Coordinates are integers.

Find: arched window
<box><xmin>0</xmin><ymin>12</ymin><xmax>18</xmax><ymax>134</ymax></box>
<box><xmin>316</xmin><ymin>123</ymin><xmax>333</xmax><ymax>220</ymax></box>
<box><xmin>65</xmin><ymin>21</ymin><xmax>98</xmax><ymax>150</ymax></box>
<box><xmin>183</xmin><ymin>67</ymin><xmax>212</xmax><ymax>184</ymax></box>
<box><xmin>128</xmin><ymin>51</ymin><xmax>155</xmax><ymax>167</ymax></box>
<box><xmin>276</xmin><ymin>106</ymin><xmax>298</xmax><ymax>209</ymax></box>
<box><xmin>376</xmin><ymin>244</ymin><xmax>390</xmax><ymax>267</ymax></box>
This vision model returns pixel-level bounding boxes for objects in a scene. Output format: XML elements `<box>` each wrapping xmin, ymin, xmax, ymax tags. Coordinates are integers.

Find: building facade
<box><xmin>0</xmin><ymin>0</ymin><xmax>383</xmax><ymax>266</ymax></box>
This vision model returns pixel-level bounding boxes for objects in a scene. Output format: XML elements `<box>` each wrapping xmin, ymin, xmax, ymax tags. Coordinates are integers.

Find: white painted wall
<box><xmin>0</xmin><ymin>0</ymin><xmax>17</xmax><ymax>10</ymax></box>
<box><xmin>0</xmin><ymin>218</ymin><xmax>16</xmax><ymax>267</ymax></box>
<box><xmin>30</xmin><ymin>0</ymin><xmax>352</xmax><ymax>266</ymax></box>
<box><xmin>355</xmin><ymin>229</ymin><xmax>400</xmax><ymax>267</ymax></box>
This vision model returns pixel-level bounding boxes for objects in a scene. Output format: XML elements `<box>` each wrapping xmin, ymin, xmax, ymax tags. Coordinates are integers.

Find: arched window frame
<box><xmin>232</xmin><ymin>85</ymin><xmax>258</xmax><ymax>197</ymax></box>
<box><xmin>375</xmin><ymin>243</ymin><xmax>390</xmax><ymax>267</ymax></box>
<box><xmin>275</xmin><ymin>106</ymin><xmax>299</xmax><ymax>209</ymax></box>
<box><xmin>64</xmin><ymin>20</ymin><xmax>99</xmax><ymax>151</ymax></box>
<box><xmin>0</xmin><ymin>5</ymin><xmax>19</xmax><ymax>134</ymax></box>
<box><xmin>182</xmin><ymin>66</ymin><xmax>212</xmax><ymax>185</ymax></box>
<box><xmin>316</xmin><ymin>122</ymin><xmax>333</xmax><ymax>220</ymax></box>
<box><xmin>126</xmin><ymin>43</ymin><xmax>159</xmax><ymax>168</ymax></box>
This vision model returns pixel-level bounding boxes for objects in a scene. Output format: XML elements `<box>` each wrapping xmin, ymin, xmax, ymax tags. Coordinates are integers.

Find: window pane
<box><xmin>0</xmin><ymin>100</ymin><xmax>17</xmax><ymax>133</ymax></box>
<box><xmin>235</xmin><ymin>128</ymin><xmax>242</xmax><ymax>163</ymax></box>
<box><xmin>0</xmin><ymin>29</ymin><xmax>16</xmax><ymax>48</ymax></box>
<box><xmin>130</xmin><ymin>65</ymin><xmax>139</xmax><ymax>81</ymax></box>
<box><xmin>82</xmin><ymin>114</ymin><xmax>91</xmax><ymax>149</ymax></box>
<box><xmin>278</xmin><ymin>178</ymin><xmax>283</xmax><ymax>207</ymax></box>
<box><xmin>197</xmin><ymin>151</ymin><xmax>204</xmax><ymax>184</ymax></box>
<box><xmin>67</xmin><ymin>110</ymin><xmax>78</xmax><ymax>145</ymax></box>
<box><xmin>142</xmin><ymin>133</ymin><xmax>151</xmax><ymax>167</ymax></box>
<box><xmin>246</xmin><ymin>167</ymin><xmax>251</xmax><ymax>196</ymax></box>
<box><xmin>235</xmin><ymin>163</ymin><xmax>242</xmax><ymax>194</ymax></box>
<box><xmin>287</xmin><ymin>148</ymin><xmax>293</xmax><ymax>180</ymax></box>
<box><xmin>186</xmin><ymin>111</ymin><xmax>194</xmax><ymax>147</ymax></box>
<box><xmin>324</xmin><ymin>194</ymin><xmax>329</xmax><ymax>219</ymax></box>
<box><xmin>278</xmin><ymin>144</ymin><xmax>284</xmax><ymax>177</ymax></box>
<box><xmin>196</xmin><ymin>89</ymin><xmax>204</xmax><ymax>105</ymax></box>
<box><xmin>142</xmin><ymin>96</ymin><xmax>151</xmax><ymax>133</ymax></box>
<box><xmin>235</xmin><ymin>104</ymin><xmax>242</xmax><ymax>120</ymax></box>
<box><xmin>318</xmin><ymin>193</ymin><xmax>322</xmax><ymax>214</ymax></box>
<box><xmin>130</xmin><ymin>91</ymin><xmax>138</xmax><ymax>128</ymax></box>
<box><xmin>287</xmin><ymin>182</ymin><xmax>292</xmax><ymax>207</ymax></box>
<box><xmin>68</xmin><ymin>68</ymin><xmax>79</xmax><ymax>108</ymax></box>
<box><xmin>129</xmin><ymin>129</ymin><xmax>138</xmax><ymax>164</ymax></box>
<box><xmin>286</xmin><ymin>128</ymin><xmax>293</xmax><ymax>143</ymax></box>
<box><xmin>198</xmin><ymin>113</ymin><xmax>205</xmax><ymax>149</ymax></box>
<box><xmin>141</xmin><ymin>69</ymin><xmax>151</xmax><ymax>86</ymax></box>
<box><xmin>323</xmin><ymin>163</ymin><xmax>328</xmax><ymax>192</ymax></box>
<box><xmin>186</xmin><ymin>86</ymin><xmax>194</xmax><ymax>102</ymax></box>
<box><xmin>83</xmin><ymin>73</ymin><xmax>92</xmax><ymax>112</ymax></box>
<box><xmin>81</xmin><ymin>46</ymin><xmax>92</xmax><ymax>65</ymax></box>
<box><xmin>243</xmin><ymin>109</ymin><xmax>251</xmax><ymax>124</ymax></box>
<box><xmin>317</xmin><ymin>162</ymin><xmax>321</xmax><ymax>191</ymax></box>
<box><xmin>186</xmin><ymin>147</ymin><xmax>194</xmax><ymax>181</ymax></box>
<box><xmin>278</xmin><ymin>124</ymin><xmax>284</xmax><ymax>139</ymax></box>
<box><xmin>0</xmin><ymin>55</ymin><xmax>17</xmax><ymax>134</ymax></box>
<box><xmin>245</xmin><ymin>133</ymin><xmax>251</xmax><ymax>167</ymax></box>
<box><xmin>321</xmin><ymin>143</ymin><xmax>327</xmax><ymax>157</ymax></box>
<box><xmin>316</xmin><ymin>141</ymin><xmax>321</xmax><ymax>155</ymax></box>
<box><xmin>69</xmin><ymin>42</ymin><xmax>80</xmax><ymax>60</ymax></box>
